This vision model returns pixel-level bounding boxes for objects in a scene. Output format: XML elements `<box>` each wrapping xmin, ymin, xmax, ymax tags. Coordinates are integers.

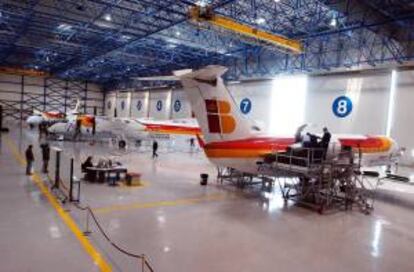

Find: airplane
<box><xmin>135</xmin><ymin>65</ymin><xmax>400</xmax><ymax>174</ymax></box>
<box><xmin>26</xmin><ymin>100</ymin><xmax>81</xmax><ymax>126</ymax></box>
<box><xmin>47</xmin><ymin>114</ymin><xmax>201</xmax><ymax>144</ymax></box>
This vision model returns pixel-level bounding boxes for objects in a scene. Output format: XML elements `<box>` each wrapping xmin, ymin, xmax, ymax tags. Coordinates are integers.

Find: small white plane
<box><xmin>26</xmin><ymin>100</ymin><xmax>81</xmax><ymax>126</ymax></box>
<box><xmin>47</xmin><ymin>114</ymin><xmax>201</xmax><ymax>143</ymax></box>
<box><xmin>135</xmin><ymin>65</ymin><xmax>401</xmax><ymax>173</ymax></box>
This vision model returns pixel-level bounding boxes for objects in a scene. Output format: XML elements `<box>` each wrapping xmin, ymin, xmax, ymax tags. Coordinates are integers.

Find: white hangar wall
<box><xmin>0</xmin><ymin>73</ymin><xmax>104</xmax><ymax>121</ymax></box>
<box><xmin>392</xmin><ymin>70</ymin><xmax>414</xmax><ymax>165</ymax></box>
<box><xmin>105</xmin><ymin>88</ymin><xmax>192</xmax><ymax>120</ymax></box>
<box><xmin>106</xmin><ymin>69</ymin><xmax>414</xmax><ymax>165</ymax></box>
<box><xmin>304</xmin><ymin>73</ymin><xmax>391</xmax><ymax>135</ymax></box>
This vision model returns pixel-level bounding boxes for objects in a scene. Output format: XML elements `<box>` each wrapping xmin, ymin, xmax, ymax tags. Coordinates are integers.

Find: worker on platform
<box><xmin>152</xmin><ymin>140</ymin><xmax>159</xmax><ymax>159</ymax></box>
<box><xmin>320</xmin><ymin>127</ymin><xmax>331</xmax><ymax>149</ymax></box>
<box><xmin>25</xmin><ymin>145</ymin><xmax>35</xmax><ymax>175</ymax></box>
<box><xmin>40</xmin><ymin>143</ymin><xmax>50</xmax><ymax>173</ymax></box>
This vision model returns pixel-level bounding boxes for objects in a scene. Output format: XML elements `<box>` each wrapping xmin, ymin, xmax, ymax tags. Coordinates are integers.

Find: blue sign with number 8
<box><xmin>240</xmin><ymin>98</ymin><xmax>252</xmax><ymax>114</ymax></box>
<box><xmin>332</xmin><ymin>96</ymin><xmax>353</xmax><ymax>118</ymax></box>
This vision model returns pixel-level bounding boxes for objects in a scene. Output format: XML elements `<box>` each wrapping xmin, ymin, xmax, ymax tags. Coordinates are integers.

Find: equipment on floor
<box><xmin>200</xmin><ymin>173</ymin><xmax>209</xmax><ymax>186</ymax></box>
<box><xmin>125</xmin><ymin>172</ymin><xmax>142</xmax><ymax>186</ymax></box>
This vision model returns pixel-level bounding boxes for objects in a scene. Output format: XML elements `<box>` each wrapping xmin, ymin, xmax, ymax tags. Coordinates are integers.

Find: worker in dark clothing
<box><xmin>190</xmin><ymin>138</ymin><xmax>195</xmax><ymax>148</ymax></box>
<box><xmin>152</xmin><ymin>140</ymin><xmax>159</xmax><ymax>159</ymax></box>
<box><xmin>40</xmin><ymin>143</ymin><xmax>50</xmax><ymax>173</ymax></box>
<box><xmin>25</xmin><ymin>145</ymin><xmax>34</xmax><ymax>175</ymax></box>
<box><xmin>319</xmin><ymin>127</ymin><xmax>331</xmax><ymax>160</ymax></box>
<box><xmin>74</xmin><ymin>118</ymin><xmax>82</xmax><ymax>139</ymax></box>
<box><xmin>320</xmin><ymin>127</ymin><xmax>331</xmax><ymax>148</ymax></box>
<box><xmin>82</xmin><ymin>156</ymin><xmax>95</xmax><ymax>182</ymax></box>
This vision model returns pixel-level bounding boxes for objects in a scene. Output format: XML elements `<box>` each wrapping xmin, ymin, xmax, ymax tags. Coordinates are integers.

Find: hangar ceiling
<box><xmin>0</xmin><ymin>0</ymin><xmax>414</xmax><ymax>88</ymax></box>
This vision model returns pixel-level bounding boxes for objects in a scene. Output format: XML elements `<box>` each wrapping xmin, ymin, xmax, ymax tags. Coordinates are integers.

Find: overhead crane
<box><xmin>0</xmin><ymin>67</ymin><xmax>50</xmax><ymax>77</ymax></box>
<box><xmin>188</xmin><ymin>5</ymin><xmax>303</xmax><ymax>54</ymax></box>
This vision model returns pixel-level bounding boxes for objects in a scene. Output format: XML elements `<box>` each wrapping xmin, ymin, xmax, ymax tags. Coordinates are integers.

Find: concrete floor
<box><xmin>2</xmin><ymin>126</ymin><xmax>414</xmax><ymax>272</ymax></box>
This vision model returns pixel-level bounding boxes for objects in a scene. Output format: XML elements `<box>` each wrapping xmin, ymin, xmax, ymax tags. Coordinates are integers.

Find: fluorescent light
<box><xmin>175</xmin><ymin>31</ymin><xmax>181</xmax><ymax>36</ymax></box>
<box><xmin>120</xmin><ymin>35</ymin><xmax>131</xmax><ymax>41</ymax></box>
<box><xmin>104</xmin><ymin>13</ymin><xmax>112</xmax><ymax>21</ymax></box>
<box><xmin>256</xmin><ymin>18</ymin><xmax>266</xmax><ymax>24</ymax></box>
<box><xmin>196</xmin><ymin>0</ymin><xmax>208</xmax><ymax>7</ymax></box>
<box><xmin>57</xmin><ymin>23</ymin><xmax>72</xmax><ymax>31</ymax></box>
<box><xmin>330</xmin><ymin>17</ymin><xmax>337</xmax><ymax>27</ymax></box>
<box><xmin>228</xmin><ymin>80</ymin><xmax>240</xmax><ymax>84</ymax></box>
<box><xmin>274</xmin><ymin>0</ymin><xmax>281</xmax><ymax>2</ymax></box>
<box><xmin>386</xmin><ymin>70</ymin><xmax>397</xmax><ymax>137</ymax></box>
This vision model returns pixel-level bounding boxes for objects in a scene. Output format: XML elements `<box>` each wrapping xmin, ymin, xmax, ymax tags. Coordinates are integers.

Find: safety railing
<box><xmin>73</xmin><ymin>202</ymin><xmax>155</xmax><ymax>272</ymax></box>
<box><xmin>46</xmin><ymin>147</ymin><xmax>156</xmax><ymax>272</ymax></box>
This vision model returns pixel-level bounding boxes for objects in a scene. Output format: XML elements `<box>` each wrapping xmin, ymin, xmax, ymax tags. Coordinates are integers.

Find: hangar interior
<box><xmin>1</xmin><ymin>1</ymin><xmax>414</xmax><ymax>272</ymax></box>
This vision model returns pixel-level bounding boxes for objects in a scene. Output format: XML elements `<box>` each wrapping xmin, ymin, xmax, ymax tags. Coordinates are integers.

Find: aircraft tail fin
<box><xmin>177</xmin><ymin>65</ymin><xmax>256</xmax><ymax>144</ymax></box>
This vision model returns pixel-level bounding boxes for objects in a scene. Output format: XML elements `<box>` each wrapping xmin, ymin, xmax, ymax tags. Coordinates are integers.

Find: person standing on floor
<box><xmin>25</xmin><ymin>145</ymin><xmax>34</xmax><ymax>175</ymax></box>
<box><xmin>152</xmin><ymin>140</ymin><xmax>159</xmax><ymax>159</ymax></box>
<box><xmin>40</xmin><ymin>143</ymin><xmax>50</xmax><ymax>173</ymax></box>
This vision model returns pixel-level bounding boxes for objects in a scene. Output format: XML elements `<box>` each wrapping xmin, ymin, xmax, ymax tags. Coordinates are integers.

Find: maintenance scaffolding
<box><xmin>217</xmin><ymin>147</ymin><xmax>381</xmax><ymax>214</ymax></box>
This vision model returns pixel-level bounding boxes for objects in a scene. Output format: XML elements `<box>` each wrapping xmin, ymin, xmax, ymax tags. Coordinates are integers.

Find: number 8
<box><xmin>337</xmin><ymin>100</ymin><xmax>347</xmax><ymax>114</ymax></box>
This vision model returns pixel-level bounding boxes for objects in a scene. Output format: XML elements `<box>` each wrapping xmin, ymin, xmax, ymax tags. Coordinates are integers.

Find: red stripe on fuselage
<box><xmin>204</xmin><ymin>137</ymin><xmax>295</xmax><ymax>150</ymax></box>
<box><xmin>144</xmin><ymin>124</ymin><xmax>201</xmax><ymax>135</ymax></box>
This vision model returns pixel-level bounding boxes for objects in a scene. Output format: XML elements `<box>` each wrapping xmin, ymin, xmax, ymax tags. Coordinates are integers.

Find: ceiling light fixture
<box><xmin>330</xmin><ymin>17</ymin><xmax>337</xmax><ymax>27</ymax></box>
<box><xmin>104</xmin><ymin>13</ymin><xmax>112</xmax><ymax>21</ymax></box>
<box><xmin>256</xmin><ymin>17</ymin><xmax>266</xmax><ymax>24</ymax></box>
<box><xmin>57</xmin><ymin>23</ymin><xmax>72</xmax><ymax>31</ymax></box>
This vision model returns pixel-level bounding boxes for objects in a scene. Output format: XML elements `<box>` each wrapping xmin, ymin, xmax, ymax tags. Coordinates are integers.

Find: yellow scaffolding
<box><xmin>189</xmin><ymin>6</ymin><xmax>303</xmax><ymax>54</ymax></box>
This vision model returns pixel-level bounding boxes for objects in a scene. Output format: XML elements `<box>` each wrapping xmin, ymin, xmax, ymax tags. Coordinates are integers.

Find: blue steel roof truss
<box><xmin>0</xmin><ymin>0</ymin><xmax>413</xmax><ymax>89</ymax></box>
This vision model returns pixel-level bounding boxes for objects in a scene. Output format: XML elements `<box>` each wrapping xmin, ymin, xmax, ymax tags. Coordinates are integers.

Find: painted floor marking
<box><xmin>5</xmin><ymin>137</ymin><xmax>112</xmax><ymax>272</ymax></box>
<box><xmin>93</xmin><ymin>193</ymin><xmax>228</xmax><ymax>214</ymax></box>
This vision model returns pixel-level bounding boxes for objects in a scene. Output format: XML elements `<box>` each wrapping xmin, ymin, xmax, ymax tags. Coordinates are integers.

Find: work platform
<box><xmin>219</xmin><ymin>147</ymin><xmax>381</xmax><ymax>214</ymax></box>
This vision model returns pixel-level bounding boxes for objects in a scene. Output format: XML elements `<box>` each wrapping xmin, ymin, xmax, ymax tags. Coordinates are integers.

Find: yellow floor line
<box><xmin>93</xmin><ymin>193</ymin><xmax>228</xmax><ymax>214</ymax></box>
<box><xmin>117</xmin><ymin>180</ymin><xmax>150</xmax><ymax>189</ymax></box>
<box><xmin>5</xmin><ymin>137</ymin><xmax>112</xmax><ymax>272</ymax></box>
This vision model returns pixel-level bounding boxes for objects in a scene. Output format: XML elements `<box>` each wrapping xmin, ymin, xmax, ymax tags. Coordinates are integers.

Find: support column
<box><xmin>20</xmin><ymin>75</ymin><xmax>24</xmax><ymax>121</ymax></box>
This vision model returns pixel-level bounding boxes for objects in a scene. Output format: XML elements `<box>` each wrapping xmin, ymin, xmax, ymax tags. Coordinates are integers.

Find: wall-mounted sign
<box><xmin>240</xmin><ymin>98</ymin><xmax>252</xmax><ymax>114</ymax></box>
<box><xmin>332</xmin><ymin>96</ymin><xmax>353</xmax><ymax>118</ymax></box>
<box><xmin>120</xmin><ymin>100</ymin><xmax>125</xmax><ymax>110</ymax></box>
<box><xmin>174</xmin><ymin>100</ymin><xmax>181</xmax><ymax>112</ymax></box>
<box><xmin>136</xmin><ymin>100</ymin><xmax>142</xmax><ymax>111</ymax></box>
<box><xmin>107</xmin><ymin>100</ymin><xmax>112</xmax><ymax>110</ymax></box>
<box><xmin>156</xmin><ymin>100</ymin><xmax>163</xmax><ymax>111</ymax></box>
